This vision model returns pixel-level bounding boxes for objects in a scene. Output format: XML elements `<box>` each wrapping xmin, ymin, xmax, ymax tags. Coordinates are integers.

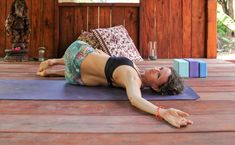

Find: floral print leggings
<box><xmin>63</xmin><ymin>40</ymin><xmax>94</xmax><ymax>85</ymax></box>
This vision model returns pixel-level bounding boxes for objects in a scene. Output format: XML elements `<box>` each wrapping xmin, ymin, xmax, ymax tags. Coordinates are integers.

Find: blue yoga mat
<box><xmin>0</xmin><ymin>80</ymin><xmax>200</xmax><ymax>100</ymax></box>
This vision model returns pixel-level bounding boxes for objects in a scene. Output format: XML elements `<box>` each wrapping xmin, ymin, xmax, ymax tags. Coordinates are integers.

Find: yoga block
<box><xmin>173</xmin><ymin>59</ymin><xmax>189</xmax><ymax>77</ymax></box>
<box><xmin>185</xmin><ymin>59</ymin><xmax>199</xmax><ymax>78</ymax></box>
<box><xmin>197</xmin><ymin>60</ymin><xmax>207</xmax><ymax>78</ymax></box>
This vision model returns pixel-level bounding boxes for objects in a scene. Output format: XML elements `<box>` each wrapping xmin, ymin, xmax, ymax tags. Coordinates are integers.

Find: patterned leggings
<box><xmin>63</xmin><ymin>40</ymin><xmax>94</xmax><ymax>85</ymax></box>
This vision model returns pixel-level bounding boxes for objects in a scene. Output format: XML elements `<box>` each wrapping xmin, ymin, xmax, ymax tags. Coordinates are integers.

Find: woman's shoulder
<box><xmin>114</xmin><ymin>66</ymin><xmax>141</xmax><ymax>83</ymax></box>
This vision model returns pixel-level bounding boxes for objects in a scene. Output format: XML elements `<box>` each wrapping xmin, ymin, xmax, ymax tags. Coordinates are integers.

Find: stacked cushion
<box><xmin>77</xmin><ymin>25</ymin><xmax>143</xmax><ymax>62</ymax></box>
<box><xmin>77</xmin><ymin>31</ymin><xmax>101</xmax><ymax>50</ymax></box>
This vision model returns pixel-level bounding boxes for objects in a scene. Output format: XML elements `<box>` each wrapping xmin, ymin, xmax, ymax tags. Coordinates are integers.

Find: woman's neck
<box><xmin>140</xmin><ymin>71</ymin><xmax>150</xmax><ymax>87</ymax></box>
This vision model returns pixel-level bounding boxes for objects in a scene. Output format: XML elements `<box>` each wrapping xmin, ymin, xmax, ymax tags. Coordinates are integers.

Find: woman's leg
<box><xmin>37</xmin><ymin>58</ymin><xmax>65</xmax><ymax>77</ymax></box>
<box><xmin>38</xmin><ymin>58</ymin><xmax>65</xmax><ymax>72</ymax></box>
<box><xmin>37</xmin><ymin>69</ymin><xmax>65</xmax><ymax>77</ymax></box>
<box><xmin>51</xmin><ymin>58</ymin><xmax>65</xmax><ymax>65</ymax></box>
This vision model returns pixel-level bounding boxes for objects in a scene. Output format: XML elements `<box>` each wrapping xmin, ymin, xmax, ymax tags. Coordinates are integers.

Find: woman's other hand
<box><xmin>159</xmin><ymin>108</ymin><xmax>193</xmax><ymax>128</ymax></box>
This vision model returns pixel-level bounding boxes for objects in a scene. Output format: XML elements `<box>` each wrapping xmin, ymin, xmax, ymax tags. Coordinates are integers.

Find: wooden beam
<box><xmin>182</xmin><ymin>0</ymin><xmax>192</xmax><ymax>58</ymax></box>
<box><xmin>207</xmin><ymin>0</ymin><xmax>217</xmax><ymax>58</ymax></box>
<box><xmin>57</xmin><ymin>3</ymin><xmax>140</xmax><ymax>7</ymax></box>
<box><xmin>0</xmin><ymin>132</ymin><xmax>234</xmax><ymax>145</ymax></box>
<box><xmin>1</xmin><ymin>114</ymin><xmax>235</xmax><ymax>133</ymax></box>
<box><xmin>0</xmin><ymin>0</ymin><xmax>6</xmax><ymax>56</ymax></box>
<box><xmin>192</xmin><ymin>0</ymin><xmax>206</xmax><ymax>58</ymax></box>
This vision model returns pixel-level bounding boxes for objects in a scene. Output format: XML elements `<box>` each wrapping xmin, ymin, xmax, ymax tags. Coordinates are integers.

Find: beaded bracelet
<box><xmin>156</xmin><ymin>106</ymin><xmax>165</xmax><ymax>120</ymax></box>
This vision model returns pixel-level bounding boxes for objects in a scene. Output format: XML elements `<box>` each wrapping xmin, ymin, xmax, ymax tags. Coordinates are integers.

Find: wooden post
<box><xmin>207</xmin><ymin>0</ymin><xmax>217</xmax><ymax>58</ymax></box>
<box><xmin>0</xmin><ymin>0</ymin><xmax>6</xmax><ymax>57</ymax></box>
<box><xmin>54</xmin><ymin>0</ymin><xmax>59</xmax><ymax>58</ymax></box>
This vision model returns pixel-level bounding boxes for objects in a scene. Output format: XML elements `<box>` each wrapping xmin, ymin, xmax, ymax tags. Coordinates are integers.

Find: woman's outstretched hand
<box><xmin>159</xmin><ymin>108</ymin><xmax>193</xmax><ymax>128</ymax></box>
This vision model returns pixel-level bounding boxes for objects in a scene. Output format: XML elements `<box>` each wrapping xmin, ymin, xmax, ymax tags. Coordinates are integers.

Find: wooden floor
<box><xmin>0</xmin><ymin>59</ymin><xmax>235</xmax><ymax>145</ymax></box>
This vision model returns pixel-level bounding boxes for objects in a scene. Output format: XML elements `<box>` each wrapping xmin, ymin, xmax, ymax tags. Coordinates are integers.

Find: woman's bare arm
<box><xmin>125</xmin><ymin>79</ymin><xmax>159</xmax><ymax>115</ymax></box>
<box><xmin>125</xmin><ymin>79</ymin><xmax>193</xmax><ymax>128</ymax></box>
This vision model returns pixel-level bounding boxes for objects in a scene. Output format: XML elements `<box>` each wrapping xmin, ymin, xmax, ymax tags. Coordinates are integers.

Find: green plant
<box><xmin>217</xmin><ymin>20</ymin><xmax>228</xmax><ymax>36</ymax></box>
<box><xmin>217</xmin><ymin>2</ymin><xmax>235</xmax><ymax>53</ymax></box>
<box><xmin>217</xmin><ymin>3</ymin><xmax>235</xmax><ymax>32</ymax></box>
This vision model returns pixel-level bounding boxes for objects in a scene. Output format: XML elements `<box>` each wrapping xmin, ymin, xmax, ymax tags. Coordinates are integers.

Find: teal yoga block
<box><xmin>197</xmin><ymin>60</ymin><xmax>207</xmax><ymax>78</ymax></box>
<box><xmin>173</xmin><ymin>59</ymin><xmax>189</xmax><ymax>77</ymax></box>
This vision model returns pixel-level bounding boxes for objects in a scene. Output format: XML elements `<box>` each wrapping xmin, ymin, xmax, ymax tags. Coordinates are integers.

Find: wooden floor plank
<box><xmin>0</xmin><ymin>114</ymin><xmax>235</xmax><ymax>133</ymax></box>
<box><xmin>198</xmin><ymin>92</ymin><xmax>235</xmax><ymax>100</ymax></box>
<box><xmin>0</xmin><ymin>132</ymin><xmax>234</xmax><ymax>145</ymax></box>
<box><xmin>0</xmin><ymin>59</ymin><xmax>235</xmax><ymax>144</ymax></box>
<box><xmin>0</xmin><ymin>100</ymin><xmax>235</xmax><ymax>115</ymax></box>
<box><xmin>2</xmin><ymin>76</ymin><xmax>235</xmax><ymax>81</ymax></box>
<box><xmin>192</xmin><ymin>86</ymin><xmax>235</xmax><ymax>92</ymax></box>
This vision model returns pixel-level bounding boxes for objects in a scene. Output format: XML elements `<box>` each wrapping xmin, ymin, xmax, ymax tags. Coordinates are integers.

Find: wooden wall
<box><xmin>0</xmin><ymin>0</ymin><xmax>55</xmax><ymax>59</ymax></box>
<box><xmin>56</xmin><ymin>3</ymin><xmax>139</xmax><ymax>57</ymax></box>
<box><xmin>0</xmin><ymin>0</ymin><xmax>217</xmax><ymax>59</ymax></box>
<box><xmin>140</xmin><ymin>0</ymin><xmax>217</xmax><ymax>58</ymax></box>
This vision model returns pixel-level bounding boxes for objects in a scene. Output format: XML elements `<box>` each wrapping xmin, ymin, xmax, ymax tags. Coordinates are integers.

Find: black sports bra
<box><xmin>104</xmin><ymin>57</ymin><xmax>135</xmax><ymax>86</ymax></box>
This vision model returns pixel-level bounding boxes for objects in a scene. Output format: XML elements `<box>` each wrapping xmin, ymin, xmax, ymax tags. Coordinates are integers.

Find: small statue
<box><xmin>5</xmin><ymin>0</ymin><xmax>30</xmax><ymax>51</ymax></box>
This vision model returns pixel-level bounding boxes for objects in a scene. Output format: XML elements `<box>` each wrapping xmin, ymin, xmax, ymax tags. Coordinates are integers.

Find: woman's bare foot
<box><xmin>37</xmin><ymin>70</ymin><xmax>47</xmax><ymax>77</ymax></box>
<box><xmin>37</xmin><ymin>59</ymin><xmax>55</xmax><ymax>72</ymax></box>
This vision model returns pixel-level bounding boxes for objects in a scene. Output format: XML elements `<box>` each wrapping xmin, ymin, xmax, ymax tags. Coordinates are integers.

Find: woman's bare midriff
<box><xmin>79</xmin><ymin>52</ymin><xmax>110</xmax><ymax>86</ymax></box>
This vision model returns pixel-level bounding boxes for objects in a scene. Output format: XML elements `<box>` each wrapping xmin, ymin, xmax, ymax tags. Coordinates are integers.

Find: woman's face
<box><xmin>144</xmin><ymin>67</ymin><xmax>172</xmax><ymax>91</ymax></box>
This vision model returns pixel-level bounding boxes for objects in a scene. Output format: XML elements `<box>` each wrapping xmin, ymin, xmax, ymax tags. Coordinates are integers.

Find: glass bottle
<box><xmin>38</xmin><ymin>47</ymin><xmax>46</xmax><ymax>62</ymax></box>
<box><xmin>148</xmin><ymin>41</ymin><xmax>157</xmax><ymax>60</ymax></box>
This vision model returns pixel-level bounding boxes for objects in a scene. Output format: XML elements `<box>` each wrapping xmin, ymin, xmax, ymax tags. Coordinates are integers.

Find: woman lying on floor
<box><xmin>37</xmin><ymin>40</ymin><xmax>193</xmax><ymax>128</ymax></box>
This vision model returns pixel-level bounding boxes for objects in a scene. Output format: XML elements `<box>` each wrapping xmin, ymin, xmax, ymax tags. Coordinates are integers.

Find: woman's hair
<box><xmin>153</xmin><ymin>67</ymin><xmax>184</xmax><ymax>95</ymax></box>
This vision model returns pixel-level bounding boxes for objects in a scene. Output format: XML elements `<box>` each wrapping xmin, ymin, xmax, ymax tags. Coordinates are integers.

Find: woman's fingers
<box><xmin>175</xmin><ymin>110</ymin><xmax>193</xmax><ymax>125</ymax></box>
<box><xmin>167</xmin><ymin>117</ymin><xmax>186</xmax><ymax>128</ymax></box>
<box><xmin>169</xmin><ymin>120</ymin><xmax>181</xmax><ymax>128</ymax></box>
<box><xmin>172</xmin><ymin>117</ymin><xmax>193</xmax><ymax>128</ymax></box>
<box><xmin>163</xmin><ymin>108</ymin><xmax>193</xmax><ymax>128</ymax></box>
<box><xmin>181</xmin><ymin>118</ymin><xmax>190</xmax><ymax>127</ymax></box>
<box><xmin>186</xmin><ymin>119</ymin><xmax>194</xmax><ymax>125</ymax></box>
<box><xmin>179</xmin><ymin>118</ymin><xmax>193</xmax><ymax>127</ymax></box>
<box><xmin>176</xmin><ymin>109</ymin><xmax>189</xmax><ymax>117</ymax></box>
